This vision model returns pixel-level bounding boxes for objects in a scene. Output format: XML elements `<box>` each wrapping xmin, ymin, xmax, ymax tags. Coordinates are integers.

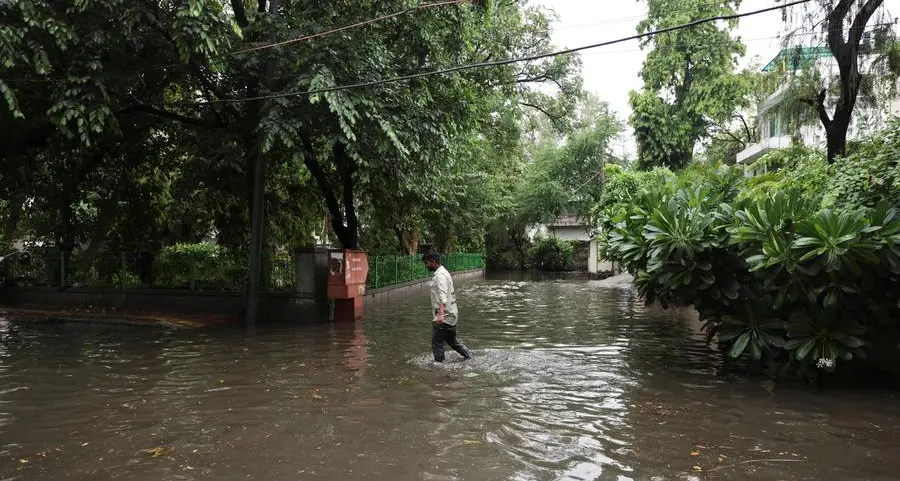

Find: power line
<box><xmin>154</xmin><ymin>0</ymin><xmax>466</xmax><ymax>70</ymax></box>
<box><xmin>231</xmin><ymin>0</ymin><xmax>465</xmax><ymax>56</ymax></box>
<box><xmin>196</xmin><ymin>0</ymin><xmax>812</xmax><ymax>105</ymax></box>
<box><xmin>1</xmin><ymin>1</ymin><xmax>468</xmax><ymax>85</ymax></box>
<box><xmin>9</xmin><ymin>21</ymin><xmax>890</xmax><ymax>87</ymax></box>
<box><xmin>578</xmin><ymin>21</ymin><xmax>894</xmax><ymax>57</ymax></box>
<box><xmin>551</xmin><ymin>0</ymin><xmax>758</xmax><ymax>30</ymax></box>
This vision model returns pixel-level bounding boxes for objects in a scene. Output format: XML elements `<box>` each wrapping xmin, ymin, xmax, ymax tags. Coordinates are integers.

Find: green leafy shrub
<box><xmin>485</xmin><ymin>223</ymin><xmax>531</xmax><ymax>271</ymax></box>
<box><xmin>822</xmin><ymin>121</ymin><xmax>900</xmax><ymax>209</ymax></box>
<box><xmin>598</xmin><ymin>147</ymin><xmax>900</xmax><ymax>378</ymax></box>
<box><xmin>741</xmin><ymin>146</ymin><xmax>830</xmax><ymax>204</ymax></box>
<box><xmin>528</xmin><ymin>237</ymin><xmax>574</xmax><ymax>271</ymax></box>
<box><xmin>593</xmin><ymin>163</ymin><xmax>673</xmax><ymax>232</ymax></box>
<box><xmin>154</xmin><ymin>243</ymin><xmax>245</xmax><ymax>290</ymax></box>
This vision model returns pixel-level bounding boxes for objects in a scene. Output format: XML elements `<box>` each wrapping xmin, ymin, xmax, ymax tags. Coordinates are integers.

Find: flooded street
<box><xmin>2</xmin><ymin>277</ymin><xmax>899</xmax><ymax>480</ymax></box>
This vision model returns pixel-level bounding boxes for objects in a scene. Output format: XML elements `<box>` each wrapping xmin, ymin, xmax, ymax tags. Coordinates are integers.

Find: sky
<box><xmin>533</xmin><ymin>0</ymin><xmax>900</xmax><ymax>157</ymax></box>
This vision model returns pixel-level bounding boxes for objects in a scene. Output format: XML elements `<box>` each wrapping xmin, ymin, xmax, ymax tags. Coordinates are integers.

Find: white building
<box><xmin>526</xmin><ymin>214</ymin><xmax>592</xmax><ymax>242</ymax></box>
<box><xmin>526</xmin><ymin>214</ymin><xmax>615</xmax><ymax>275</ymax></box>
<box><xmin>736</xmin><ymin>46</ymin><xmax>900</xmax><ymax>166</ymax></box>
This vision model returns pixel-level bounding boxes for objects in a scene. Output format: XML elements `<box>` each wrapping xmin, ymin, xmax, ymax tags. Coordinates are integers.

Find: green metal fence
<box><xmin>0</xmin><ymin>249</ymin><xmax>288</xmax><ymax>292</ymax></box>
<box><xmin>1</xmin><ymin>249</ymin><xmax>483</xmax><ymax>292</ymax></box>
<box><xmin>366</xmin><ymin>253</ymin><xmax>484</xmax><ymax>290</ymax></box>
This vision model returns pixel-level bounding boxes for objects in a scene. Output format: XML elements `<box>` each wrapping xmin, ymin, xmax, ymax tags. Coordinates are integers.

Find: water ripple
<box><xmin>0</xmin><ymin>278</ymin><xmax>899</xmax><ymax>481</ymax></box>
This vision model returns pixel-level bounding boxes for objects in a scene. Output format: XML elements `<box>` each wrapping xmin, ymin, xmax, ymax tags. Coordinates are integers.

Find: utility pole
<box><xmin>245</xmin><ymin>0</ymin><xmax>280</xmax><ymax>331</ymax></box>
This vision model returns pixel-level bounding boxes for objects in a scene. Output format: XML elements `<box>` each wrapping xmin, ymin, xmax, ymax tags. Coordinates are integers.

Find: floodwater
<box><xmin>1</xmin><ymin>276</ymin><xmax>899</xmax><ymax>481</ymax></box>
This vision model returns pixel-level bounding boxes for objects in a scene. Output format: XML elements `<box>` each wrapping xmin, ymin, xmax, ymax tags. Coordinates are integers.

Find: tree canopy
<box><xmin>628</xmin><ymin>0</ymin><xmax>749</xmax><ymax>170</ymax></box>
<box><xmin>0</xmin><ymin>0</ymin><xmax>581</xmax><ymax>260</ymax></box>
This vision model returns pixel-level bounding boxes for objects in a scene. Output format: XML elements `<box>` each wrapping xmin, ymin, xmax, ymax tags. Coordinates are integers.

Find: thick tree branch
<box><xmin>516</xmin><ymin>72</ymin><xmax>566</xmax><ymax>92</ymax></box>
<box><xmin>519</xmin><ymin>101</ymin><xmax>562</xmax><ymax>121</ymax></box>
<box><xmin>301</xmin><ymin>138</ymin><xmax>343</xmax><ymax>225</ymax></box>
<box><xmin>710</xmin><ymin>123</ymin><xmax>746</xmax><ymax>147</ymax></box>
<box><xmin>231</xmin><ymin>0</ymin><xmax>249</xmax><ymax>27</ymax></box>
<box><xmin>827</xmin><ymin>0</ymin><xmax>854</xmax><ymax>56</ymax></box>
<box><xmin>849</xmin><ymin>0</ymin><xmax>884</xmax><ymax>47</ymax></box>
<box><xmin>801</xmin><ymin>88</ymin><xmax>833</xmax><ymax>128</ymax></box>
<box><xmin>736</xmin><ymin>114</ymin><xmax>753</xmax><ymax>142</ymax></box>
<box><xmin>301</xmin><ymin>137</ymin><xmax>360</xmax><ymax>248</ymax></box>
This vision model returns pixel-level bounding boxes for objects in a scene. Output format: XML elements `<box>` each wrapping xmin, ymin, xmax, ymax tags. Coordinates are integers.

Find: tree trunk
<box><xmin>302</xmin><ymin>140</ymin><xmax>360</xmax><ymax>250</ymax></box>
<box><xmin>55</xmin><ymin>192</ymin><xmax>75</xmax><ymax>287</ymax></box>
<box><xmin>244</xmin><ymin>0</ymin><xmax>279</xmax><ymax>329</ymax></box>
<box><xmin>826</xmin><ymin>116</ymin><xmax>850</xmax><ymax>161</ymax></box>
<box><xmin>394</xmin><ymin>227</ymin><xmax>418</xmax><ymax>255</ymax></box>
<box><xmin>820</xmin><ymin>0</ymin><xmax>884</xmax><ymax>163</ymax></box>
<box><xmin>3</xmin><ymin>193</ymin><xmax>24</xmax><ymax>249</ymax></box>
<box><xmin>511</xmin><ymin>230</ymin><xmax>527</xmax><ymax>271</ymax></box>
<box><xmin>336</xmin><ymin>143</ymin><xmax>359</xmax><ymax>250</ymax></box>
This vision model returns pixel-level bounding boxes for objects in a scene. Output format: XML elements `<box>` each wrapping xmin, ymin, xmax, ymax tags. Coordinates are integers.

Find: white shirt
<box><xmin>429</xmin><ymin>265</ymin><xmax>459</xmax><ymax>325</ymax></box>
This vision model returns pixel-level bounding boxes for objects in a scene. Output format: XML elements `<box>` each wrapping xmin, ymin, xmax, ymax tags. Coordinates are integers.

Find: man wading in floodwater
<box><xmin>422</xmin><ymin>252</ymin><xmax>472</xmax><ymax>362</ymax></box>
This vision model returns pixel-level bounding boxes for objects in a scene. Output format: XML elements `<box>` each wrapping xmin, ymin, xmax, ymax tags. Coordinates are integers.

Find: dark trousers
<box><xmin>432</xmin><ymin>323</ymin><xmax>471</xmax><ymax>362</ymax></box>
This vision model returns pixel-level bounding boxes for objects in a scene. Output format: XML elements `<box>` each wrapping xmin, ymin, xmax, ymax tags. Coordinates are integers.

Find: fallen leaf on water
<box><xmin>463</xmin><ymin>439</ymin><xmax>482</xmax><ymax>445</ymax></box>
<box><xmin>693</xmin><ymin>465</ymin><xmax>703</xmax><ymax>472</ymax></box>
<box><xmin>690</xmin><ymin>451</ymin><xmax>700</xmax><ymax>456</ymax></box>
<box><xmin>19</xmin><ymin>459</ymin><xmax>29</xmax><ymax>464</ymax></box>
<box><xmin>144</xmin><ymin>446</ymin><xmax>174</xmax><ymax>458</ymax></box>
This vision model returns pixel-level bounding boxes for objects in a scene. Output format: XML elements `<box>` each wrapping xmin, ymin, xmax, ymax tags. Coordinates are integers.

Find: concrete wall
<box><xmin>550</xmin><ymin>226</ymin><xmax>591</xmax><ymax>242</ymax></box>
<box><xmin>0</xmin><ymin>287</ymin><xmax>326</xmax><ymax>323</ymax></box>
<box><xmin>587</xmin><ymin>238</ymin><xmax>615</xmax><ymax>275</ymax></box>
<box><xmin>526</xmin><ymin>224</ymin><xmax>592</xmax><ymax>242</ymax></box>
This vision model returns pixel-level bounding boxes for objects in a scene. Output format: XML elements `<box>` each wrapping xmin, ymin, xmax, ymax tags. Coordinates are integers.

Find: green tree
<box><xmin>629</xmin><ymin>0</ymin><xmax>748</xmax><ymax>170</ymax></box>
<box><xmin>0</xmin><ymin>0</ymin><xmax>240</xmax><ymax>256</ymax></box>
<box><xmin>518</xmin><ymin>93</ymin><xmax>623</xmax><ymax>224</ymax></box>
<box><xmin>1</xmin><ymin>0</ymin><xmax>593</xmax><ymax>326</ymax></box>
<box><xmin>779</xmin><ymin>0</ymin><xmax>899</xmax><ymax>161</ymax></box>
<box><xmin>338</xmin><ymin>2</ymin><xmax>581</xmax><ymax>255</ymax></box>
<box><xmin>700</xmin><ymin>58</ymin><xmax>777</xmax><ymax>164</ymax></box>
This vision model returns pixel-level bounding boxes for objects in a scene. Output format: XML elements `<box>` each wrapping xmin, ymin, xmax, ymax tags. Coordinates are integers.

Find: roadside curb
<box><xmin>0</xmin><ymin>307</ymin><xmax>236</xmax><ymax>329</ymax></box>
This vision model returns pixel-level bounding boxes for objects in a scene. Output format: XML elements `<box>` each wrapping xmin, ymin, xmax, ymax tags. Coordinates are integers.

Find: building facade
<box><xmin>736</xmin><ymin>46</ymin><xmax>900</xmax><ymax>167</ymax></box>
